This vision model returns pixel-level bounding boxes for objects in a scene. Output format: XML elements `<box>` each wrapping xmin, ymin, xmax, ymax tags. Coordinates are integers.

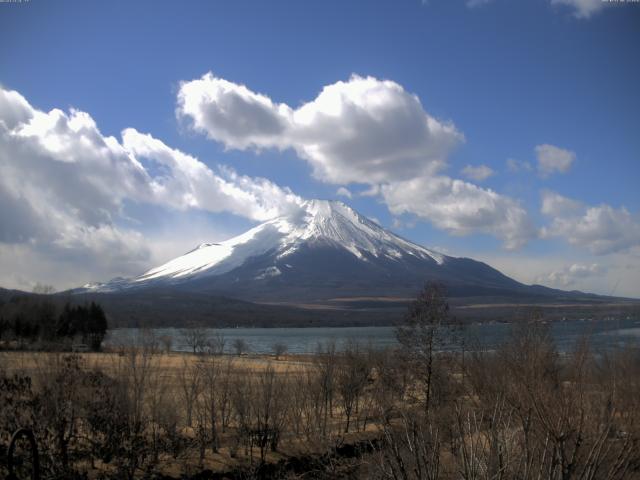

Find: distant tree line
<box><xmin>0</xmin><ymin>292</ymin><xmax>108</xmax><ymax>351</ymax></box>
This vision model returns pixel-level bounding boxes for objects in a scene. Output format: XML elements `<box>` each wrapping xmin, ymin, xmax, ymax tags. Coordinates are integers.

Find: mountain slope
<box><xmin>80</xmin><ymin>200</ymin><xmax>603</xmax><ymax>304</ymax></box>
<box><xmin>133</xmin><ymin>199</ymin><xmax>445</xmax><ymax>286</ymax></box>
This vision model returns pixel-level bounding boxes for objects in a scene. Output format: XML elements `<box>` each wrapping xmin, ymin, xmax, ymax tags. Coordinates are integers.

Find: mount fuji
<box><xmin>80</xmin><ymin>200</ymin><xmax>590</xmax><ymax>305</ymax></box>
<box><xmin>67</xmin><ymin>199</ymin><xmax>636</xmax><ymax>327</ymax></box>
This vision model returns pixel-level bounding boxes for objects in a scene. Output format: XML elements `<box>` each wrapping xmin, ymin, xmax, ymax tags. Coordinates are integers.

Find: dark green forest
<box><xmin>0</xmin><ymin>294</ymin><xmax>107</xmax><ymax>351</ymax></box>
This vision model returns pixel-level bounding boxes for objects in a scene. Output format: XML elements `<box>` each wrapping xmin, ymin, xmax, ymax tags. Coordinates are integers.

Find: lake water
<box><xmin>105</xmin><ymin>317</ymin><xmax>640</xmax><ymax>354</ymax></box>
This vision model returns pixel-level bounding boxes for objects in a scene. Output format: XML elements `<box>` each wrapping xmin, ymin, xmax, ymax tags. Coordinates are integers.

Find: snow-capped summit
<box><xmin>291</xmin><ymin>200</ymin><xmax>444</xmax><ymax>263</ymax></box>
<box><xmin>134</xmin><ymin>199</ymin><xmax>444</xmax><ymax>284</ymax></box>
<box><xmin>82</xmin><ymin>199</ymin><xmax>529</xmax><ymax>301</ymax></box>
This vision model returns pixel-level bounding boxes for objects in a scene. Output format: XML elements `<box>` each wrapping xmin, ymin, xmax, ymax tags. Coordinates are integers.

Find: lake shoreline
<box><xmin>104</xmin><ymin>317</ymin><xmax>640</xmax><ymax>355</ymax></box>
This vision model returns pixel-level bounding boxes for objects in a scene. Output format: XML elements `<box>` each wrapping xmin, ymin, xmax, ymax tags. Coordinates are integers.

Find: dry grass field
<box><xmin>2</xmin><ymin>320</ymin><xmax>640</xmax><ymax>479</ymax></box>
<box><xmin>0</xmin><ymin>346</ymin><xmax>384</xmax><ymax>479</ymax></box>
<box><xmin>0</xmin><ymin>350</ymin><xmax>313</xmax><ymax>376</ymax></box>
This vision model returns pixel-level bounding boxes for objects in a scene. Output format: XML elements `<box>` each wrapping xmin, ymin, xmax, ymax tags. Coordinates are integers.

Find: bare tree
<box><xmin>146</xmin><ymin>355</ymin><xmax>171</xmax><ymax>464</ymax></box>
<box><xmin>230</xmin><ymin>372</ymin><xmax>252</xmax><ymax>458</ymax></box>
<box><xmin>288</xmin><ymin>367</ymin><xmax>326</xmax><ymax>442</ymax></box>
<box><xmin>207</xmin><ymin>331</ymin><xmax>226</xmax><ymax>355</ymax></box>
<box><xmin>104</xmin><ymin>337</ymin><xmax>156</xmax><ymax>479</ymax></box>
<box><xmin>314</xmin><ymin>341</ymin><xmax>338</xmax><ymax>437</ymax></box>
<box><xmin>396</xmin><ymin>282</ymin><xmax>452</xmax><ymax>417</ymax></box>
<box><xmin>371</xmin><ymin>346</ymin><xmax>408</xmax><ymax>420</ymax></box>
<box><xmin>250</xmin><ymin>365</ymin><xmax>289</xmax><ymax>461</ymax></box>
<box><xmin>181</xmin><ymin>326</ymin><xmax>209</xmax><ymax>354</ymax></box>
<box><xmin>177</xmin><ymin>356</ymin><xmax>201</xmax><ymax>427</ymax></box>
<box><xmin>218</xmin><ymin>356</ymin><xmax>235</xmax><ymax>432</ymax></box>
<box><xmin>376</xmin><ymin>410</ymin><xmax>442</xmax><ymax>480</ymax></box>
<box><xmin>138</xmin><ymin>328</ymin><xmax>160</xmax><ymax>354</ymax></box>
<box><xmin>159</xmin><ymin>335</ymin><xmax>173</xmax><ymax>354</ymax></box>
<box><xmin>36</xmin><ymin>354</ymin><xmax>83</xmax><ymax>474</ymax></box>
<box><xmin>336</xmin><ymin>341</ymin><xmax>369</xmax><ymax>433</ymax></box>
<box><xmin>232</xmin><ymin>338</ymin><xmax>249</xmax><ymax>356</ymax></box>
<box><xmin>455</xmin><ymin>321</ymin><xmax>640</xmax><ymax>480</ymax></box>
<box><xmin>197</xmin><ymin>354</ymin><xmax>222</xmax><ymax>452</ymax></box>
<box><xmin>272</xmin><ymin>342</ymin><xmax>288</xmax><ymax>360</ymax></box>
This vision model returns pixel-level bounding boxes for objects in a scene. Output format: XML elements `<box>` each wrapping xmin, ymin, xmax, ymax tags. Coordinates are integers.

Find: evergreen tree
<box><xmin>0</xmin><ymin>296</ymin><xmax>108</xmax><ymax>350</ymax></box>
<box><xmin>56</xmin><ymin>303</ymin><xmax>73</xmax><ymax>338</ymax></box>
<box><xmin>87</xmin><ymin>302</ymin><xmax>108</xmax><ymax>351</ymax></box>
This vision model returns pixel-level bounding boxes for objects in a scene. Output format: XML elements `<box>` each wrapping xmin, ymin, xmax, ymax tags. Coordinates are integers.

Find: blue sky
<box><xmin>1</xmin><ymin>0</ymin><xmax>639</xmax><ymax>296</ymax></box>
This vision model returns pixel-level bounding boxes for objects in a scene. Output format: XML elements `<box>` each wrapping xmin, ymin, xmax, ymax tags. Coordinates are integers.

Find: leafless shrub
<box><xmin>396</xmin><ymin>282</ymin><xmax>456</xmax><ymax>417</ymax></box>
<box><xmin>177</xmin><ymin>355</ymin><xmax>201</xmax><ymax>428</ymax></box>
<box><xmin>375</xmin><ymin>409</ymin><xmax>442</xmax><ymax>480</ymax></box>
<box><xmin>456</xmin><ymin>322</ymin><xmax>640</xmax><ymax>480</ymax></box>
<box><xmin>273</xmin><ymin>341</ymin><xmax>288</xmax><ymax>360</ymax></box>
<box><xmin>336</xmin><ymin>341</ymin><xmax>370</xmax><ymax>433</ymax></box>
<box><xmin>159</xmin><ymin>334</ymin><xmax>173</xmax><ymax>353</ymax></box>
<box><xmin>207</xmin><ymin>331</ymin><xmax>226</xmax><ymax>355</ymax></box>
<box><xmin>251</xmin><ymin>365</ymin><xmax>289</xmax><ymax>461</ymax></box>
<box><xmin>314</xmin><ymin>341</ymin><xmax>338</xmax><ymax>438</ymax></box>
<box><xmin>181</xmin><ymin>326</ymin><xmax>210</xmax><ymax>354</ymax></box>
<box><xmin>196</xmin><ymin>353</ymin><xmax>225</xmax><ymax>453</ymax></box>
<box><xmin>233</xmin><ymin>338</ymin><xmax>250</xmax><ymax>356</ymax></box>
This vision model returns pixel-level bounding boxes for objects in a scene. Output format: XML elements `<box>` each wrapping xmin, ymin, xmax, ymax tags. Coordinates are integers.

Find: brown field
<box><xmin>0</xmin><ymin>347</ymin><xmax>383</xmax><ymax>479</ymax></box>
<box><xmin>2</xmin><ymin>321</ymin><xmax>640</xmax><ymax>479</ymax></box>
<box><xmin>0</xmin><ymin>350</ymin><xmax>313</xmax><ymax>376</ymax></box>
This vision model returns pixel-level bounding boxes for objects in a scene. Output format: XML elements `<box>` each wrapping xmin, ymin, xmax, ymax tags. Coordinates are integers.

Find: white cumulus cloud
<box><xmin>461</xmin><ymin>164</ymin><xmax>494</xmax><ymax>182</ymax></box>
<box><xmin>536</xmin><ymin>144</ymin><xmax>576</xmax><ymax>177</ymax></box>
<box><xmin>0</xmin><ymin>86</ymin><xmax>303</xmax><ymax>288</ymax></box>
<box><xmin>176</xmin><ymin>73</ymin><xmax>292</xmax><ymax>150</ymax></box>
<box><xmin>177</xmin><ymin>73</ymin><xmax>464</xmax><ymax>185</ymax></box>
<box><xmin>121</xmin><ymin>129</ymin><xmax>302</xmax><ymax>220</ymax></box>
<box><xmin>540</xmin><ymin>190</ymin><xmax>583</xmax><ymax>217</ymax></box>
<box><xmin>466</xmin><ymin>0</ymin><xmax>492</xmax><ymax>7</ymax></box>
<box><xmin>425</xmin><ymin>0</ymin><xmax>607</xmax><ymax>19</ymax></box>
<box><xmin>539</xmin><ymin>263</ymin><xmax>605</xmax><ymax>287</ymax></box>
<box><xmin>336</xmin><ymin>187</ymin><xmax>353</xmax><ymax>199</ymax></box>
<box><xmin>506</xmin><ymin>158</ymin><xmax>533</xmax><ymax>173</ymax></box>
<box><xmin>178</xmin><ymin>73</ymin><xmax>541</xmax><ymax>248</ymax></box>
<box><xmin>550</xmin><ymin>0</ymin><xmax>605</xmax><ymax>18</ymax></box>
<box><xmin>381</xmin><ymin>176</ymin><xmax>536</xmax><ymax>249</ymax></box>
<box><xmin>541</xmin><ymin>191</ymin><xmax>640</xmax><ymax>255</ymax></box>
